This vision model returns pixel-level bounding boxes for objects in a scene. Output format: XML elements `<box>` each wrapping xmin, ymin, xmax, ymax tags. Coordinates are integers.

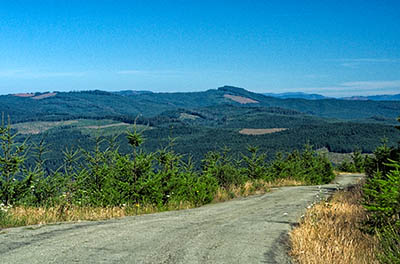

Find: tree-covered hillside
<box><xmin>1</xmin><ymin>86</ymin><xmax>400</xmax><ymax>124</ymax></box>
<box><xmin>2</xmin><ymin>86</ymin><xmax>400</xmax><ymax>172</ymax></box>
<box><xmin>15</xmin><ymin>105</ymin><xmax>400</xmax><ymax>171</ymax></box>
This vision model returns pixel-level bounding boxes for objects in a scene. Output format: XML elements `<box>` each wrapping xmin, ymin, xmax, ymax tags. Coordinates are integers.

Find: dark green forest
<box><xmin>1</xmin><ymin>86</ymin><xmax>399</xmax><ymax>172</ymax></box>
<box><xmin>14</xmin><ymin>108</ymin><xmax>400</xmax><ymax>172</ymax></box>
<box><xmin>1</xmin><ymin>86</ymin><xmax>400</xmax><ymax>123</ymax></box>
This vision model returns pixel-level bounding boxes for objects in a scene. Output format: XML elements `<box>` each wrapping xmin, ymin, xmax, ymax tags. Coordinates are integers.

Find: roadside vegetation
<box><xmin>0</xmin><ymin>118</ymin><xmax>334</xmax><ymax>228</ymax></box>
<box><xmin>10</xmin><ymin>103</ymin><xmax>400</xmax><ymax>173</ymax></box>
<box><xmin>336</xmin><ymin>148</ymin><xmax>366</xmax><ymax>173</ymax></box>
<box><xmin>363</xmin><ymin>139</ymin><xmax>400</xmax><ymax>263</ymax></box>
<box><xmin>291</xmin><ymin>118</ymin><xmax>400</xmax><ymax>264</ymax></box>
<box><xmin>290</xmin><ymin>184</ymin><xmax>379</xmax><ymax>263</ymax></box>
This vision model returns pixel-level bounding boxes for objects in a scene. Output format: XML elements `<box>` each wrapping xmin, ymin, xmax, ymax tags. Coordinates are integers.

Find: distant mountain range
<box><xmin>263</xmin><ymin>92</ymin><xmax>328</xmax><ymax>100</ymax></box>
<box><xmin>4</xmin><ymin>85</ymin><xmax>400</xmax><ymax>170</ymax></box>
<box><xmin>341</xmin><ymin>94</ymin><xmax>400</xmax><ymax>101</ymax></box>
<box><xmin>263</xmin><ymin>92</ymin><xmax>400</xmax><ymax>101</ymax></box>
<box><xmin>1</xmin><ymin>86</ymin><xmax>400</xmax><ymax>124</ymax></box>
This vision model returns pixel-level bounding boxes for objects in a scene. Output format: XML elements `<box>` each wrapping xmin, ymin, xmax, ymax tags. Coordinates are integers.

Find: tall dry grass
<box><xmin>290</xmin><ymin>184</ymin><xmax>379</xmax><ymax>264</ymax></box>
<box><xmin>1</xmin><ymin>202</ymin><xmax>195</xmax><ymax>229</ymax></box>
<box><xmin>1</xmin><ymin>178</ymin><xmax>304</xmax><ymax>228</ymax></box>
<box><xmin>213</xmin><ymin>178</ymin><xmax>304</xmax><ymax>202</ymax></box>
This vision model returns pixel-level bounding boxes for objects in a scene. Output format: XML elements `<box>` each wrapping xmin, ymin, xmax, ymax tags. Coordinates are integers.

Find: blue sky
<box><xmin>0</xmin><ymin>0</ymin><xmax>399</xmax><ymax>96</ymax></box>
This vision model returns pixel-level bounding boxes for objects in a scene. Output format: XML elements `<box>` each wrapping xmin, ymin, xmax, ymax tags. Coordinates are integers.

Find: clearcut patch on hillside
<box><xmin>239</xmin><ymin>128</ymin><xmax>287</xmax><ymax>135</ymax></box>
<box><xmin>224</xmin><ymin>94</ymin><xmax>259</xmax><ymax>104</ymax></box>
<box><xmin>32</xmin><ymin>93</ymin><xmax>57</xmax><ymax>100</ymax></box>
<box><xmin>179</xmin><ymin>113</ymin><xmax>199</xmax><ymax>120</ymax></box>
<box><xmin>12</xmin><ymin>119</ymin><xmax>133</xmax><ymax>135</ymax></box>
<box><xmin>13</xmin><ymin>92</ymin><xmax>57</xmax><ymax>100</ymax></box>
<box><xmin>12</xmin><ymin>120</ymin><xmax>79</xmax><ymax>134</ymax></box>
<box><xmin>13</xmin><ymin>93</ymin><xmax>35</xmax><ymax>98</ymax></box>
<box><xmin>84</xmin><ymin>123</ymin><xmax>131</xmax><ymax>129</ymax></box>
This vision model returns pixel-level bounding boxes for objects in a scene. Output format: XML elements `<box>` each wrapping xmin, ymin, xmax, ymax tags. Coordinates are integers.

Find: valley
<box><xmin>1</xmin><ymin>86</ymin><xmax>399</xmax><ymax>171</ymax></box>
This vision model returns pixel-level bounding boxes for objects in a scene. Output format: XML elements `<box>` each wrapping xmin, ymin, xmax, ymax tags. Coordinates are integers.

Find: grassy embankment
<box><xmin>290</xmin><ymin>182</ymin><xmax>379</xmax><ymax>264</ymax></box>
<box><xmin>0</xmin><ymin>179</ymin><xmax>302</xmax><ymax>228</ymax></box>
<box><xmin>291</xmin><ymin>137</ymin><xmax>400</xmax><ymax>264</ymax></box>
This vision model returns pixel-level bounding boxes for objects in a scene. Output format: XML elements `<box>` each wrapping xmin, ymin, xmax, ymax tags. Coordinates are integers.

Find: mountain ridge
<box><xmin>263</xmin><ymin>92</ymin><xmax>400</xmax><ymax>101</ymax></box>
<box><xmin>1</xmin><ymin>86</ymin><xmax>400</xmax><ymax>124</ymax></box>
<box><xmin>263</xmin><ymin>92</ymin><xmax>328</xmax><ymax>100</ymax></box>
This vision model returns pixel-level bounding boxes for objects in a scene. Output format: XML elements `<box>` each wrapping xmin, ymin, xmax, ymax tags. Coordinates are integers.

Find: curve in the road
<box><xmin>0</xmin><ymin>173</ymin><xmax>363</xmax><ymax>264</ymax></box>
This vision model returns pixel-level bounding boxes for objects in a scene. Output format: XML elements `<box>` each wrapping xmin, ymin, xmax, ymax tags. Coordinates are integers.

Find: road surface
<box><xmin>0</xmin><ymin>173</ymin><xmax>363</xmax><ymax>264</ymax></box>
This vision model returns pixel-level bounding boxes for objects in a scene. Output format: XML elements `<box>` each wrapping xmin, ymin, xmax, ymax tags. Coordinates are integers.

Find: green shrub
<box><xmin>337</xmin><ymin>160</ymin><xmax>357</xmax><ymax>172</ymax></box>
<box><xmin>361</xmin><ymin>119</ymin><xmax>400</xmax><ymax>262</ymax></box>
<box><xmin>364</xmin><ymin>143</ymin><xmax>400</xmax><ymax>178</ymax></box>
<box><xmin>363</xmin><ymin>161</ymin><xmax>400</xmax><ymax>231</ymax></box>
<box><xmin>337</xmin><ymin>149</ymin><xmax>366</xmax><ymax>173</ymax></box>
<box><xmin>352</xmin><ymin>149</ymin><xmax>366</xmax><ymax>172</ymax></box>
<box><xmin>377</xmin><ymin>224</ymin><xmax>400</xmax><ymax>263</ymax></box>
<box><xmin>266</xmin><ymin>145</ymin><xmax>334</xmax><ymax>184</ymax></box>
<box><xmin>0</xmin><ymin>203</ymin><xmax>10</xmax><ymax>224</ymax></box>
<box><xmin>202</xmin><ymin>147</ymin><xmax>245</xmax><ymax>188</ymax></box>
<box><xmin>241</xmin><ymin>146</ymin><xmax>268</xmax><ymax>180</ymax></box>
<box><xmin>1</xmin><ymin>120</ymin><xmax>336</xmax><ymax>212</ymax></box>
<box><xmin>164</xmin><ymin>157</ymin><xmax>218</xmax><ymax>206</ymax></box>
<box><xmin>0</xmin><ymin>119</ymin><xmax>29</xmax><ymax>205</ymax></box>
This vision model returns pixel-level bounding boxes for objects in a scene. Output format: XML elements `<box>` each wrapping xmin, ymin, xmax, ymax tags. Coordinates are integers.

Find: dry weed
<box><xmin>213</xmin><ymin>178</ymin><xmax>304</xmax><ymax>203</ymax></box>
<box><xmin>2</xmin><ymin>202</ymin><xmax>194</xmax><ymax>228</ymax></box>
<box><xmin>290</xmin><ymin>184</ymin><xmax>379</xmax><ymax>264</ymax></box>
<box><xmin>3</xmin><ymin>179</ymin><xmax>304</xmax><ymax>228</ymax></box>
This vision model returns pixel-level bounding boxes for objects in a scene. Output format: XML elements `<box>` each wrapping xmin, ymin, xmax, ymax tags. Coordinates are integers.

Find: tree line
<box><xmin>1</xmin><ymin>122</ymin><xmax>334</xmax><ymax>208</ymax></box>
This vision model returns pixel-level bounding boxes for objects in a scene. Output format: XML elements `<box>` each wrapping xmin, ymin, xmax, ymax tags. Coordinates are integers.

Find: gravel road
<box><xmin>0</xmin><ymin>173</ymin><xmax>363</xmax><ymax>264</ymax></box>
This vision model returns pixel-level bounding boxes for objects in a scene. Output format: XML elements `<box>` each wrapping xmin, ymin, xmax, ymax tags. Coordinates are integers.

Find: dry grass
<box><xmin>1</xmin><ymin>179</ymin><xmax>304</xmax><ymax>228</ymax></box>
<box><xmin>290</xmin><ymin>184</ymin><xmax>379</xmax><ymax>264</ymax></box>
<box><xmin>2</xmin><ymin>202</ymin><xmax>194</xmax><ymax>229</ymax></box>
<box><xmin>7</xmin><ymin>205</ymin><xmax>129</xmax><ymax>227</ymax></box>
<box><xmin>267</xmin><ymin>178</ymin><xmax>304</xmax><ymax>187</ymax></box>
<box><xmin>213</xmin><ymin>178</ymin><xmax>304</xmax><ymax>203</ymax></box>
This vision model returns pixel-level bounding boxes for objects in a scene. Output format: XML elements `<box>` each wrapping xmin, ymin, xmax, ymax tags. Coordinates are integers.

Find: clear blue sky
<box><xmin>0</xmin><ymin>0</ymin><xmax>399</xmax><ymax>96</ymax></box>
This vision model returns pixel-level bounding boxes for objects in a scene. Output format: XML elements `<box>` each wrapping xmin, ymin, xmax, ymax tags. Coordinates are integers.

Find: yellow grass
<box><xmin>1</xmin><ymin>179</ymin><xmax>304</xmax><ymax>228</ymax></box>
<box><xmin>2</xmin><ymin>202</ymin><xmax>194</xmax><ymax>228</ymax></box>
<box><xmin>8</xmin><ymin>205</ymin><xmax>129</xmax><ymax>226</ymax></box>
<box><xmin>290</xmin><ymin>184</ymin><xmax>379</xmax><ymax>264</ymax></box>
<box><xmin>268</xmin><ymin>178</ymin><xmax>304</xmax><ymax>187</ymax></box>
<box><xmin>213</xmin><ymin>178</ymin><xmax>304</xmax><ymax>202</ymax></box>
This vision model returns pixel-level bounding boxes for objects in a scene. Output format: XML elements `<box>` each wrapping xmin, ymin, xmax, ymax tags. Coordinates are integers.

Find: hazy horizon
<box><xmin>1</xmin><ymin>1</ymin><xmax>399</xmax><ymax>97</ymax></box>
<box><xmin>2</xmin><ymin>86</ymin><xmax>400</xmax><ymax>98</ymax></box>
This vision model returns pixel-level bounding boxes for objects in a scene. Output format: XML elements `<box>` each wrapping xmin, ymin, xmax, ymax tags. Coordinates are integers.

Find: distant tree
<box><xmin>0</xmin><ymin>116</ymin><xmax>28</xmax><ymax>205</ymax></box>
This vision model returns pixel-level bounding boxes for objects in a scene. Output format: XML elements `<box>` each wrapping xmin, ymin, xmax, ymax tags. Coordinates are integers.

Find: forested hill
<box><xmin>263</xmin><ymin>92</ymin><xmax>400</xmax><ymax>101</ymax></box>
<box><xmin>263</xmin><ymin>92</ymin><xmax>328</xmax><ymax>100</ymax></box>
<box><xmin>1</xmin><ymin>86</ymin><xmax>400</xmax><ymax>123</ymax></box>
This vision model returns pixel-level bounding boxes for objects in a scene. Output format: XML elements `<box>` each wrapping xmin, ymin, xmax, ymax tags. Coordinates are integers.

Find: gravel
<box><xmin>0</xmin><ymin>173</ymin><xmax>363</xmax><ymax>264</ymax></box>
